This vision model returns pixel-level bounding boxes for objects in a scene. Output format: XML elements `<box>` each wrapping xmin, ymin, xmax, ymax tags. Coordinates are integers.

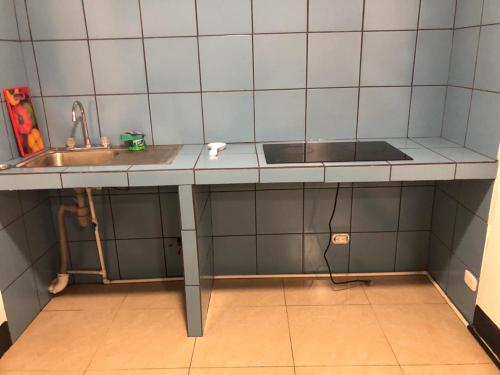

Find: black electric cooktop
<box><xmin>263</xmin><ymin>141</ymin><xmax>413</xmax><ymax>164</ymax></box>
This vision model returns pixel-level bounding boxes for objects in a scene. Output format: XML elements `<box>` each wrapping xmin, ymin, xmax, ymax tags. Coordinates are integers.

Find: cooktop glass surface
<box><xmin>263</xmin><ymin>141</ymin><xmax>413</xmax><ymax>164</ymax></box>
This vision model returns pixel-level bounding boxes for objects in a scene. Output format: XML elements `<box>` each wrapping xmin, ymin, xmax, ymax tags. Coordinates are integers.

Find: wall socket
<box><xmin>464</xmin><ymin>270</ymin><xmax>478</xmax><ymax>292</ymax></box>
<box><xmin>331</xmin><ymin>233</ymin><xmax>350</xmax><ymax>245</ymax></box>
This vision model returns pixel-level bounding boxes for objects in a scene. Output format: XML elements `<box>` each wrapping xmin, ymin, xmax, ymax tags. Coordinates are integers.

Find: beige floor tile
<box><xmin>401</xmin><ymin>364</ymin><xmax>499</xmax><ymax>374</ymax></box>
<box><xmin>121</xmin><ymin>282</ymin><xmax>185</xmax><ymax>310</ymax></box>
<box><xmin>363</xmin><ymin>276</ymin><xmax>445</xmax><ymax>305</ymax></box>
<box><xmin>191</xmin><ymin>306</ymin><xmax>293</xmax><ymax>367</ymax></box>
<box><xmin>0</xmin><ymin>311</ymin><xmax>114</xmax><ymax>371</ymax></box>
<box><xmin>284</xmin><ymin>279</ymin><xmax>369</xmax><ymax>306</ymax></box>
<box><xmin>190</xmin><ymin>368</ymin><xmax>295</xmax><ymax>375</ymax></box>
<box><xmin>89</xmin><ymin>309</ymin><xmax>194</xmax><ymax>370</ymax></box>
<box><xmin>295</xmin><ymin>366</ymin><xmax>404</xmax><ymax>374</ymax></box>
<box><xmin>85</xmin><ymin>370</ymin><xmax>189</xmax><ymax>375</ymax></box>
<box><xmin>287</xmin><ymin>305</ymin><xmax>397</xmax><ymax>366</ymax></box>
<box><xmin>210</xmin><ymin>279</ymin><xmax>285</xmax><ymax>307</ymax></box>
<box><xmin>373</xmin><ymin>304</ymin><xmax>491</xmax><ymax>365</ymax></box>
<box><xmin>44</xmin><ymin>284</ymin><xmax>129</xmax><ymax>311</ymax></box>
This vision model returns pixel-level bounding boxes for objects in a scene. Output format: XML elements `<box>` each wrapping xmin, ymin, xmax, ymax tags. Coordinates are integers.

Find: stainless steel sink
<box><xmin>16</xmin><ymin>145</ymin><xmax>182</xmax><ymax>168</ymax></box>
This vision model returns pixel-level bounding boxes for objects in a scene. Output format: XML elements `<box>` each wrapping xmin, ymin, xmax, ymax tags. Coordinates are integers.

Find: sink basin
<box><xmin>16</xmin><ymin>145</ymin><xmax>182</xmax><ymax>168</ymax></box>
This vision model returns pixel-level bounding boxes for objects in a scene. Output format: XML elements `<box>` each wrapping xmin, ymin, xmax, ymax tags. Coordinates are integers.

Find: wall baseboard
<box><xmin>469</xmin><ymin>306</ymin><xmax>500</xmax><ymax>368</ymax></box>
<box><xmin>0</xmin><ymin>322</ymin><xmax>12</xmax><ymax>358</ymax></box>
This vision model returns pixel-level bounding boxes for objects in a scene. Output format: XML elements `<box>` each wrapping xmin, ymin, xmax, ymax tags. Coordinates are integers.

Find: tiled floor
<box><xmin>0</xmin><ymin>276</ymin><xmax>497</xmax><ymax>375</ymax></box>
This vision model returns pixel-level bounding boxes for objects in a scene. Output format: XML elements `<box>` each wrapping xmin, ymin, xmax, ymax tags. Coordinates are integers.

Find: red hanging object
<box><xmin>3</xmin><ymin>87</ymin><xmax>45</xmax><ymax>157</ymax></box>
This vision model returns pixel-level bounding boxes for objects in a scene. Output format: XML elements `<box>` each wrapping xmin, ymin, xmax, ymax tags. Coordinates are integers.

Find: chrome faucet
<box><xmin>71</xmin><ymin>101</ymin><xmax>92</xmax><ymax>148</ymax></box>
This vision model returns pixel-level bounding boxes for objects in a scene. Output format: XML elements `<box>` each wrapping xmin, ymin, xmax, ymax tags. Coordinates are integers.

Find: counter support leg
<box><xmin>179</xmin><ymin>185</ymin><xmax>213</xmax><ymax>337</ymax></box>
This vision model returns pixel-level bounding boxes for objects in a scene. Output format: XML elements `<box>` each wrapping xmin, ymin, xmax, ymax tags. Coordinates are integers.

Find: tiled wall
<box><xmin>13</xmin><ymin>0</ymin><xmax>455</xmax><ymax>147</ymax></box>
<box><xmin>432</xmin><ymin>0</ymin><xmax>500</xmax><ymax>323</ymax></box>
<box><xmin>429</xmin><ymin>180</ymin><xmax>493</xmax><ymax>322</ymax></box>
<box><xmin>0</xmin><ymin>190</ymin><xmax>57</xmax><ymax>341</ymax></box>
<box><xmin>442</xmin><ymin>0</ymin><xmax>500</xmax><ymax>159</ymax></box>
<box><xmin>49</xmin><ymin>187</ymin><xmax>184</xmax><ymax>283</ymax></box>
<box><xmin>210</xmin><ymin>182</ymin><xmax>434</xmax><ymax>275</ymax></box>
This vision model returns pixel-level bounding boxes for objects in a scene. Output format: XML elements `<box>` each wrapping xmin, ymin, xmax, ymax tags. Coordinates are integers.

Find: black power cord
<box><xmin>323</xmin><ymin>183</ymin><xmax>371</xmax><ymax>287</ymax></box>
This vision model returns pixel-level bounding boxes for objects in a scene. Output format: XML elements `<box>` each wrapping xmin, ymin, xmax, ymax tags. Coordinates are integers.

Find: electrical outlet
<box><xmin>332</xmin><ymin>233</ymin><xmax>350</xmax><ymax>245</ymax></box>
<box><xmin>464</xmin><ymin>269</ymin><xmax>478</xmax><ymax>292</ymax></box>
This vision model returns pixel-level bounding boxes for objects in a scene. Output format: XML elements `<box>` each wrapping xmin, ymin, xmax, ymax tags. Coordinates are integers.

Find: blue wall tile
<box><xmin>257</xmin><ymin>234</ymin><xmax>303</xmax><ymax>274</ymax></box>
<box><xmin>399</xmin><ymin>186</ymin><xmax>434</xmax><ymax>231</ymax></box>
<box><xmin>34</xmin><ymin>41</ymin><xmax>94</xmax><ymax>96</ymax></box>
<box><xmin>474</xmin><ymin>25</ymin><xmax>500</xmax><ymax>93</ymax></box>
<box><xmin>256</xmin><ymin>189</ymin><xmax>303</xmax><ymax>234</ymax></box>
<box><xmin>255</xmin><ymin>90</ymin><xmax>305</xmax><ymax>142</ymax></box>
<box><xmin>0</xmin><ymin>191</ymin><xmax>22</xmax><ymax>230</ymax></box>
<box><xmin>202</xmin><ymin>92</ymin><xmax>254</xmax><ymax>143</ymax></box>
<box><xmin>308</xmin><ymin>0</ymin><xmax>363</xmax><ymax>32</ymax></box>
<box><xmin>428</xmin><ymin>234</ymin><xmax>451</xmax><ymax>291</ymax></box>
<box><xmin>211</xmin><ymin>191</ymin><xmax>255</xmax><ymax>236</ymax></box>
<box><xmin>84</xmin><ymin>0</ymin><xmax>142</xmax><ymax>38</ymax></box>
<box><xmin>2</xmin><ymin>267</ymin><xmax>40</xmax><ymax>341</ymax></box>
<box><xmin>308</xmin><ymin>32</ymin><xmax>361</xmax><ymax>87</ymax></box>
<box><xmin>304</xmin><ymin>188</ymin><xmax>351</xmax><ymax>233</ymax></box>
<box><xmin>140</xmin><ymin>0</ymin><xmax>197</xmax><ymax>37</ymax></box>
<box><xmin>351</xmin><ymin>187</ymin><xmax>400</xmax><ymax>232</ymax></box>
<box><xmin>459</xmin><ymin>180</ymin><xmax>493</xmax><ymax>222</ymax></box>
<box><xmin>350</xmin><ymin>232</ymin><xmax>397</xmax><ymax>272</ymax></box>
<box><xmin>441</xmin><ymin>86</ymin><xmax>472</xmax><ymax>145</ymax></box>
<box><xmin>408</xmin><ymin>86</ymin><xmax>446</xmax><ymax>137</ymax></box>
<box><xmin>214</xmin><ymin>235</ymin><xmax>256</xmax><ymax>275</ymax></box>
<box><xmin>306</xmin><ymin>88</ymin><xmax>358</xmax><ymax>140</ymax></box>
<box><xmin>466</xmin><ymin>90</ymin><xmax>500</xmax><ymax>159</ymax></box>
<box><xmin>90</xmin><ymin>39</ymin><xmax>147</xmax><ymax>95</ymax></box>
<box><xmin>253</xmin><ymin>0</ymin><xmax>307</xmax><ymax>33</ymax></box>
<box><xmin>199</xmin><ymin>35</ymin><xmax>253</xmax><ymax>91</ymax></box>
<box><xmin>0</xmin><ymin>218</ymin><xmax>32</xmax><ymax>291</ymax></box>
<box><xmin>145</xmin><ymin>38</ymin><xmax>200</xmax><ymax>93</ymax></box>
<box><xmin>364</xmin><ymin>0</ymin><xmax>419</xmax><ymax>30</ymax></box>
<box><xmin>254</xmin><ymin>34</ymin><xmax>306</xmax><ymax>89</ymax></box>
<box><xmin>419</xmin><ymin>0</ymin><xmax>456</xmax><ymax>29</ymax></box>
<box><xmin>110</xmin><ymin>194</ymin><xmax>162</xmax><ymax>239</ymax></box>
<box><xmin>452</xmin><ymin>206</ymin><xmax>487</xmax><ymax>276</ymax></box>
<box><xmin>361</xmin><ymin>31</ymin><xmax>416</xmax><ymax>85</ymax></box>
<box><xmin>455</xmin><ymin>0</ymin><xmax>483</xmax><ymax>28</ymax></box>
<box><xmin>357</xmin><ymin>87</ymin><xmax>411</xmax><ymax>138</ymax></box>
<box><xmin>303</xmin><ymin>233</ymin><xmax>349</xmax><ymax>273</ymax></box>
<box><xmin>448</xmin><ymin>27</ymin><xmax>480</xmax><ymax>87</ymax></box>
<box><xmin>160</xmin><ymin>193</ymin><xmax>182</xmax><ymax>237</ymax></box>
<box><xmin>164</xmin><ymin>237</ymin><xmax>183</xmax><ymax>277</ymax></box>
<box><xmin>414</xmin><ymin>30</ymin><xmax>453</xmax><ymax>85</ymax></box>
<box><xmin>24</xmin><ymin>200</ymin><xmax>56</xmax><ymax>262</ymax></box>
<box><xmin>197</xmin><ymin>0</ymin><xmax>252</xmax><ymax>35</ymax></box>
<box><xmin>32</xmin><ymin>247</ymin><xmax>58</xmax><ymax>308</ymax></box>
<box><xmin>27</xmin><ymin>0</ymin><xmax>86</xmax><ymax>40</ymax></box>
<box><xmin>431</xmin><ymin>189</ymin><xmax>458</xmax><ymax>248</ymax></box>
<box><xmin>396</xmin><ymin>231</ymin><xmax>430</xmax><ymax>271</ymax></box>
<box><xmin>116</xmin><ymin>238</ymin><xmax>166</xmax><ymax>279</ymax></box>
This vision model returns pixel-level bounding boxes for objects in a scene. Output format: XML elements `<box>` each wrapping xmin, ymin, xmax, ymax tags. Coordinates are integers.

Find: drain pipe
<box><xmin>49</xmin><ymin>189</ymin><xmax>90</xmax><ymax>294</ymax></box>
<box><xmin>49</xmin><ymin>188</ymin><xmax>183</xmax><ymax>294</ymax></box>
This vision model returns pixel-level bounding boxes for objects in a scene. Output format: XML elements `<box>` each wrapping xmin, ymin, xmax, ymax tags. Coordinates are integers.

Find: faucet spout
<box><xmin>71</xmin><ymin>101</ymin><xmax>92</xmax><ymax>148</ymax></box>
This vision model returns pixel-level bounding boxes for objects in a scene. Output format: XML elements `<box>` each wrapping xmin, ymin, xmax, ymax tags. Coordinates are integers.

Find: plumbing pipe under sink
<box><xmin>49</xmin><ymin>187</ymin><xmax>183</xmax><ymax>294</ymax></box>
<box><xmin>49</xmin><ymin>188</ymin><xmax>109</xmax><ymax>294</ymax></box>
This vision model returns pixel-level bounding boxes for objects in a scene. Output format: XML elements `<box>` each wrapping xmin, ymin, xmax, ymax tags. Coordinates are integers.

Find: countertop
<box><xmin>0</xmin><ymin>137</ymin><xmax>496</xmax><ymax>190</ymax></box>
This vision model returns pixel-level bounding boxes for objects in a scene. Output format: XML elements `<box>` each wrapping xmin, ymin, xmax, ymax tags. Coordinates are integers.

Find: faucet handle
<box><xmin>100</xmin><ymin>136</ymin><xmax>110</xmax><ymax>148</ymax></box>
<box><xmin>66</xmin><ymin>137</ymin><xmax>76</xmax><ymax>149</ymax></box>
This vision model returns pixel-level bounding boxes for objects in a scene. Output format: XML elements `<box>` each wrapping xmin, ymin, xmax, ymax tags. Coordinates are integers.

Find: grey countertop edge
<box><xmin>0</xmin><ymin>140</ymin><xmax>497</xmax><ymax>190</ymax></box>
